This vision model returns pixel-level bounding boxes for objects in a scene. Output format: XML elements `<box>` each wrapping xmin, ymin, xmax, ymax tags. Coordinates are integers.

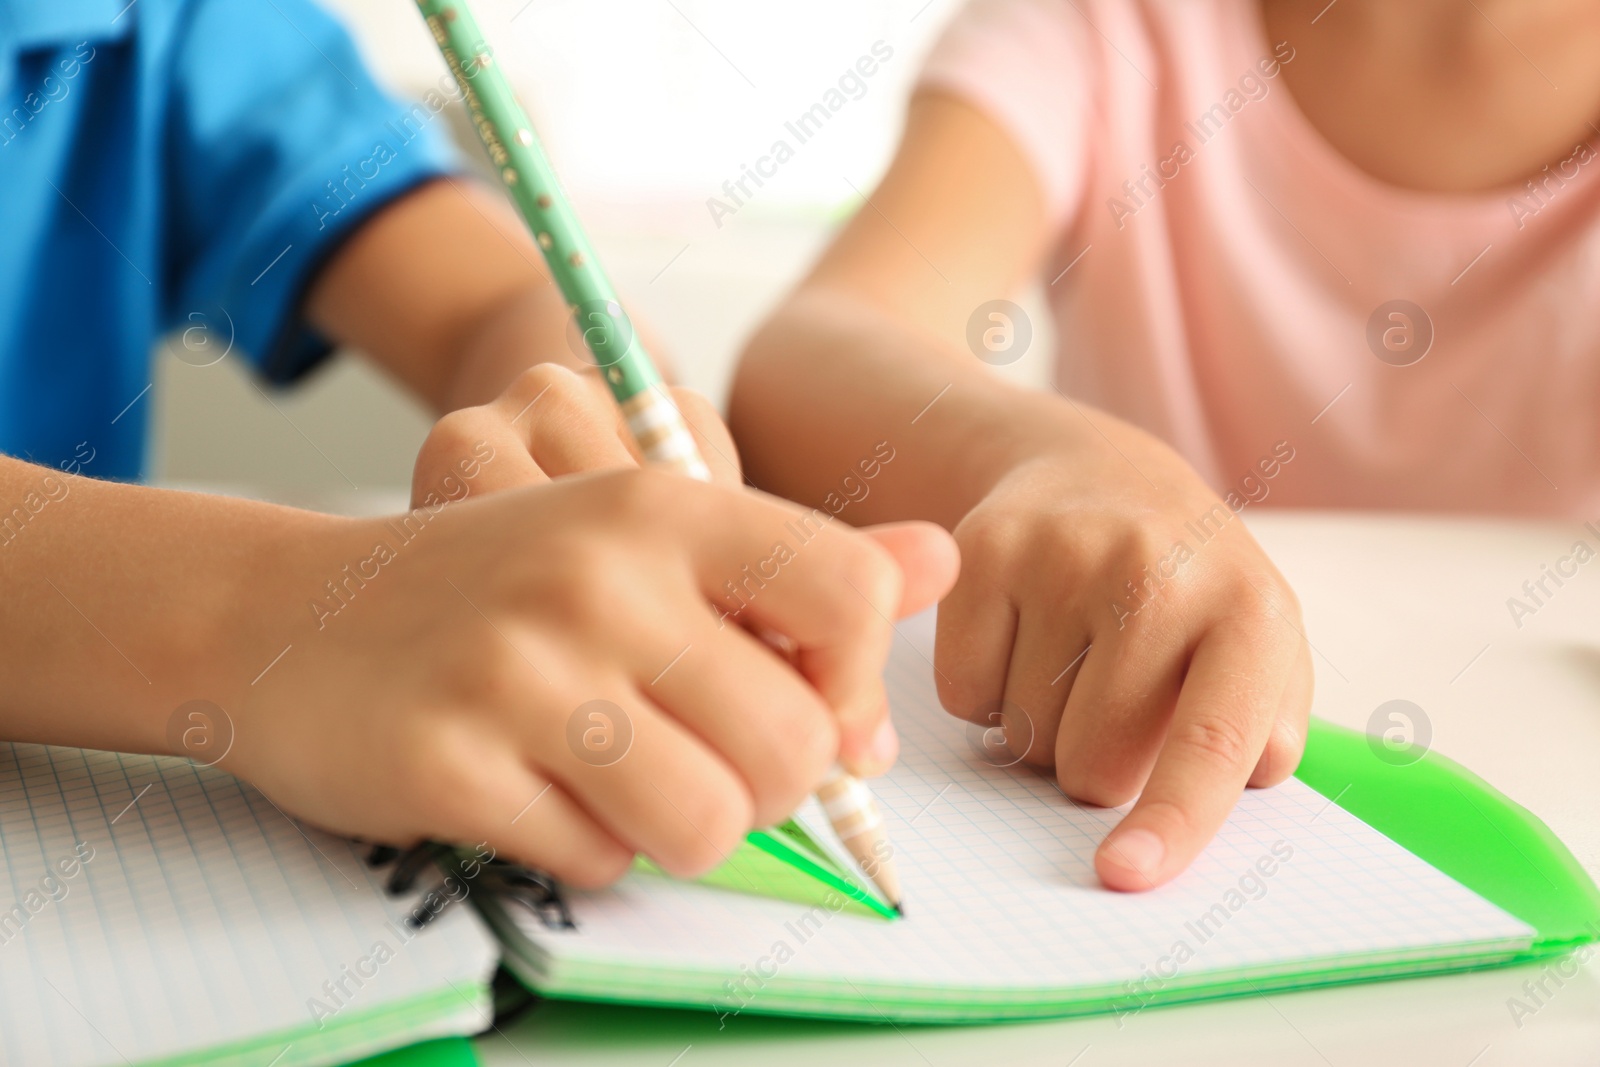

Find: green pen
<box><xmin>416</xmin><ymin>0</ymin><xmax>710</xmax><ymax>480</ymax></box>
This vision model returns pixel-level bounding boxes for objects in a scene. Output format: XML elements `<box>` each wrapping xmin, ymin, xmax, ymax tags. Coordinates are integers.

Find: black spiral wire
<box><xmin>364</xmin><ymin>842</ymin><xmax>575</xmax><ymax>932</ymax></box>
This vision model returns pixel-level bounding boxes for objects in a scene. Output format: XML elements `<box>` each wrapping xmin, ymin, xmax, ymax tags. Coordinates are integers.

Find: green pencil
<box><xmin>413</xmin><ymin>0</ymin><xmax>904</xmax><ymax>916</ymax></box>
<box><xmin>416</xmin><ymin>0</ymin><xmax>710</xmax><ymax>480</ymax></box>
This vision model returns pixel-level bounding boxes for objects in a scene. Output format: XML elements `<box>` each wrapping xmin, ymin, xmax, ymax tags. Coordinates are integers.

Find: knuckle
<box><xmin>1224</xmin><ymin>567</ymin><xmax>1299</xmax><ymax>622</ymax></box>
<box><xmin>416</xmin><ymin>747</ymin><xmax>497</xmax><ymax>835</ymax></box>
<box><xmin>931</xmin><ymin>657</ymin><xmax>993</xmax><ymax>724</ymax></box>
<box><xmin>552</xmin><ymin>840</ymin><xmax>635</xmax><ymax>889</ymax></box>
<box><xmin>754</xmin><ymin>713</ymin><xmax>837</xmax><ymax>822</ymax></box>
<box><xmin>548</xmin><ymin>553</ymin><xmax>637</xmax><ymax>632</ymax></box>
<box><xmin>799</xmin><ymin>712</ymin><xmax>841</xmax><ymax>780</ymax></box>
<box><xmin>512</xmin><ymin>362</ymin><xmax>587</xmax><ymax>407</ymax></box>
<box><xmin>932</xmin><ymin>670</ymin><xmax>972</xmax><ymax>720</ymax></box>
<box><xmin>934</xmin><ymin>671</ymin><xmax>992</xmax><ymax>723</ymax></box>
<box><xmin>1003</xmin><ymin>701</ymin><xmax>1053</xmax><ymax>767</ymax></box>
<box><xmin>1254</xmin><ymin>720</ymin><xmax>1305</xmax><ymax>785</ymax></box>
<box><xmin>1263</xmin><ymin>574</ymin><xmax>1303</xmax><ymax>621</ymax></box>
<box><xmin>1110</xmin><ymin>525</ymin><xmax>1177</xmax><ymax>582</ymax></box>
<box><xmin>931</xmin><ymin>613</ymin><xmax>1005</xmax><ymax>722</ymax></box>
<box><xmin>1062</xmin><ymin>775</ymin><xmax>1139</xmax><ymax>810</ymax></box>
<box><xmin>438</xmin><ymin>632</ymin><xmax>528</xmax><ymax>712</ymax></box>
<box><xmin>424</xmin><ymin>408</ymin><xmax>489</xmax><ymax>456</ymax></box>
<box><xmin>664</xmin><ymin>781</ymin><xmax>752</xmax><ymax>878</ymax></box>
<box><xmin>505</xmin><ymin>366</ymin><xmax>606</xmax><ymax>444</ymax></box>
<box><xmin>954</xmin><ymin>510</ymin><xmax>1019</xmax><ymax>563</ymax></box>
<box><xmin>1172</xmin><ymin>712</ymin><xmax>1256</xmax><ymax>771</ymax></box>
<box><xmin>1055</xmin><ymin>752</ymin><xmax>1142</xmax><ymax>808</ymax></box>
<box><xmin>836</xmin><ymin>536</ymin><xmax>900</xmax><ymax>617</ymax></box>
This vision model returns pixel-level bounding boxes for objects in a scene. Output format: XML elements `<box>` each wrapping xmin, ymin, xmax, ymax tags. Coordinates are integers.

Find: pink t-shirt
<box><xmin>921</xmin><ymin>0</ymin><xmax>1600</xmax><ymax>517</ymax></box>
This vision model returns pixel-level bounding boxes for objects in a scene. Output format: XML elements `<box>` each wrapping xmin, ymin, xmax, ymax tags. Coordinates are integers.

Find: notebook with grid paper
<box><xmin>4</xmin><ymin>611</ymin><xmax>1596</xmax><ymax>1065</ymax></box>
<box><xmin>0</xmin><ymin>745</ymin><xmax>499</xmax><ymax>1067</ymax></box>
<box><xmin>477</xmin><ymin>611</ymin><xmax>1596</xmax><ymax>1023</ymax></box>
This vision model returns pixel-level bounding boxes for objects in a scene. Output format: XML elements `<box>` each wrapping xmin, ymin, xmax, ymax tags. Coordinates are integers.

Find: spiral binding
<box><xmin>364</xmin><ymin>842</ymin><xmax>574</xmax><ymax>932</ymax></box>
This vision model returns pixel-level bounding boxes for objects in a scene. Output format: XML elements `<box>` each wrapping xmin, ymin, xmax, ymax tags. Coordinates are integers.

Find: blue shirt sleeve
<box><xmin>161</xmin><ymin>0</ymin><xmax>461</xmax><ymax>383</ymax></box>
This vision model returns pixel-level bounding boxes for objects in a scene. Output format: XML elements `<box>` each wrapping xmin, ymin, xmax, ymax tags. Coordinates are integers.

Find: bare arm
<box><xmin>732</xmin><ymin>92</ymin><xmax>1062</xmax><ymax>525</ymax></box>
<box><xmin>0</xmin><ymin>456</ymin><xmax>347</xmax><ymax>754</ymax></box>
<box><xmin>303</xmin><ymin>176</ymin><xmax>740</xmax><ymax>487</ymax></box>
<box><xmin>730</xmin><ymin>91</ymin><xmax>1313</xmax><ymax>892</ymax></box>
<box><xmin>304</xmin><ymin>177</ymin><xmax>578</xmax><ymax>412</ymax></box>
<box><xmin>0</xmin><ymin>449</ymin><xmax>955</xmax><ymax>884</ymax></box>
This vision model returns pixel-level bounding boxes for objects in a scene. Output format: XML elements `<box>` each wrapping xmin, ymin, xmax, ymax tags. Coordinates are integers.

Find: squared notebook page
<box><xmin>504</xmin><ymin>610</ymin><xmax>1534</xmax><ymax>1019</ymax></box>
<box><xmin>0</xmin><ymin>745</ymin><xmax>498</xmax><ymax>1067</ymax></box>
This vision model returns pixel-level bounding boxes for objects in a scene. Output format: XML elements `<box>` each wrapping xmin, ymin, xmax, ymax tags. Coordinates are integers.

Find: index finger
<box><xmin>1094</xmin><ymin>611</ymin><xmax>1301</xmax><ymax>891</ymax></box>
<box><xmin>484</xmin><ymin>364</ymin><xmax>637</xmax><ymax>482</ymax></box>
<box><xmin>674</xmin><ymin>486</ymin><xmax>905</xmax><ymax>773</ymax></box>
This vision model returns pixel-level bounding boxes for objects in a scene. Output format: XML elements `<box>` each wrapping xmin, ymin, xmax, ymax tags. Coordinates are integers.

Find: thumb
<box><xmin>860</xmin><ymin>521</ymin><xmax>960</xmax><ymax>617</ymax></box>
<box><xmin>667</xmin><ymin>386</ymin><xmax>743</xmax><ymax>488</ymax></box>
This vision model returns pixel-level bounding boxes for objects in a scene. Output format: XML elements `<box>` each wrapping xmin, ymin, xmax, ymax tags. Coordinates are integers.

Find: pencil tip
<box><xmin>892</xmin><ymin>902</ymin><xmax>904</xmax><ymax>917</ymax></box>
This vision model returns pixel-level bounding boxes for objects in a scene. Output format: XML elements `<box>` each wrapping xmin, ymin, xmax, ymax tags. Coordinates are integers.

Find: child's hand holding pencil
<box><xmin>236</xmin><ymin>470</ymin><xmax>957</xmax><ymax>888</ymax></box>
<box><xmin>406</xmin><ymin>0</ymin><xmax>924</xmax><ymax>909</ymax></box>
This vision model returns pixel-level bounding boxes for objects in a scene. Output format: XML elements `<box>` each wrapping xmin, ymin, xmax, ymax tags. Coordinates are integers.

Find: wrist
<box><xmin>144</xmin><ymin>499</ymin><xmax>368</xmax><ymax>764</ymax></box>
<box><xmin>0</xmin><ymin>468</ymin><xmax>368</xmax><ymax>757</ymax></box>
<box><xmin>924</xmin><ymin>379</ymin><xmax>1084</xmax><ymax>506</ymax></box>
<box><xmin>890</xmin><ymin>371</ymin><xmax>1153</xmax><ymax>529</ymax></box>
<box><xmin>733</xmin><ymin>289</ymin><xmax>1141</xmax><ymax>530</ymax></box>
<box><xmin>956</xmin><ymin>394</ymin><xmax>1224</xmax><ymax>528</ymax></box>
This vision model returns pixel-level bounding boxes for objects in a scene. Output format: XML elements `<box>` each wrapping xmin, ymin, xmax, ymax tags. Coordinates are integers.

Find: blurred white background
<box><xmin>148</xmin><ymin>0</ymin><xmax>1053</xmax><ymax>504</ymax></box>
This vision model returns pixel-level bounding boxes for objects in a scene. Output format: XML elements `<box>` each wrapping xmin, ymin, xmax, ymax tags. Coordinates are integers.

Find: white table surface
<box><xmin>473</xmin><ymin>509</ymin><xmax>1600</xmax><ymax>1067</ymax></box>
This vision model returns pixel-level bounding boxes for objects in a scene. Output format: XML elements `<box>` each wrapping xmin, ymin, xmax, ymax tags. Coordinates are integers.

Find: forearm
<box><xmin>308</xmin><ymin>178</ymin><xmax>681</xmax><ymax>416</ymax></box>
<box><xmin>730</xmin><ymin>287</ymin><xmax>1110</xmax><ymax>529</ymax></box>
<box><xmin>307</xmin><ymin>179</ymin><xmax>564</xmax><ymax>412</ymax></box>
<box><xmin>0</xmin><ymin>456</ymin><xmax>352</xmax><ymax>754</ymax></box>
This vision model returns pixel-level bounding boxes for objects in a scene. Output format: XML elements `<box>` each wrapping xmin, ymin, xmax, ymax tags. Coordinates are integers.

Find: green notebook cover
<box><xmin>346</xmin><ymin>1039</ymin><xmax>479</xmax><ymax>1067</ymax></box>
<box><xmin>1295</xmin><ymin>718</ymin><xmax>1600</xmax><ymax>958</ymax></box>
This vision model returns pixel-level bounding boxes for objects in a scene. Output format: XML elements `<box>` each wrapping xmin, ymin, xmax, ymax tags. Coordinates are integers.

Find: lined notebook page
<box><xmin>509</xmin><ymin>611</ymin><xmax>1533</xmax><ymax>1015</ymax></box>
<box><xmin>0</xmin><ymin>746</ymin><xmax>498</xmax><ymax>1067</ymax></box>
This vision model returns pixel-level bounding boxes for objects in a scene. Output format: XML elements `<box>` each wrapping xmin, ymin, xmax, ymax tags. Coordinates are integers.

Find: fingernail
<box><xmin>1106</xmin><ymin>829</ymin><xmax>1164</xmax><ymax>880</ymax></box>
<box><xmin>865</xmin><ymin>719</ymin><xmax>898</xmax><ymax>771</ymax></box>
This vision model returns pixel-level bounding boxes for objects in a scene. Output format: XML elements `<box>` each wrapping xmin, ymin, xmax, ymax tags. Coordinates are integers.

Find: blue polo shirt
<box><xmin>0</xmin><ymin>0</ymin><xmax>458</xmax><ymax>481</ymax></box>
